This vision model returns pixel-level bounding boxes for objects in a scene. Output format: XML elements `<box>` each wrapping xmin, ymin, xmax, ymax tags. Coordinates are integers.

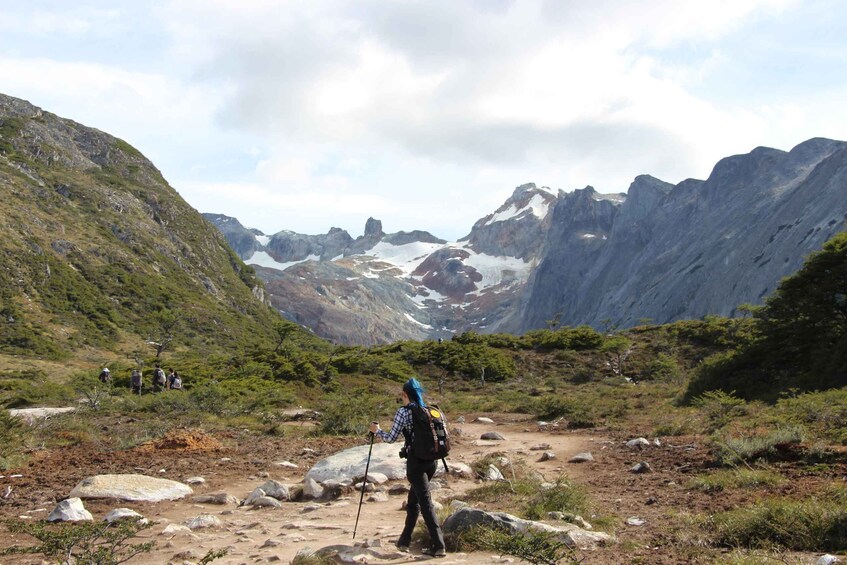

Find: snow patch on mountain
<box><xmin>366</xmin><ymin>241</ymin><xmax>445</xmax><ymax>275</ymax></box>
<box><xmin>255</xmin><ymin>235</ymin><xmax>271</xmax><ymax>246</ymax></box>
<box><xmin>247</xmin><ymin>251</ymin><xmax>319</xmax><ymax>271</ymax></box>
<box><xmin>483</xmin><ymin>193</ymin><xmax>553</xmax><ymax>226</ymax></box>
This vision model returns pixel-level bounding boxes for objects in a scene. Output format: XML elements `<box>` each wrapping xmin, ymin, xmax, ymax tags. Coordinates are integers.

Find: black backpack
<box><xmin>408</xmin><ymin>404</ymin><xmax>450</xmax><ymax>461</ymax></box>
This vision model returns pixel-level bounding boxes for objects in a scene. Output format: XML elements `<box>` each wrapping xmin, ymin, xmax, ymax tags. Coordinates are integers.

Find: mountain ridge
<box><xmin>207</xmin><ymin>138</ymin><xmax>847</xmax><ymax>345</ymax></box>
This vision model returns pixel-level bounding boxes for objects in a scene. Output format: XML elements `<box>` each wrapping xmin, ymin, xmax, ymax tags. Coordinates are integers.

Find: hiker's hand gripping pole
<box><xmin>353</xmin><ymin>425</ymin><xmax>376</xmax><ymax>539</ymax></box>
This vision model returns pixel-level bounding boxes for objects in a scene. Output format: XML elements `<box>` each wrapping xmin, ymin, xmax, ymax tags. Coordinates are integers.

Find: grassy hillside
<box><xmin>0</xmin><ymin>93</ymin><xmax>285</xmax><ymax>366</ymax></box>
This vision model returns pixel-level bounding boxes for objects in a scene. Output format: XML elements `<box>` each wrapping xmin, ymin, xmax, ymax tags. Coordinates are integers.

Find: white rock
<box><xmin>193</xmin><ymin>492</ymin><xmax>239</xmax><ymax>505</ymax></box>
<box><xmin>275</xmin><ymin>461</ymin><xmax>299</xmax><ymax>469</ymax></box>
<box><xmin>250</xmin><ymin>496</ymin><xmax>283</xmax><ymax>508</ymax></box>
<box><xmin>480</xmin><ymin>432</ymin><xmax>506</xmax><ymax>441</ymax></box>
<box><xmin>450</xmin><ymin>500</ymin><xmax>469</xmax><ymax>511</ymax></box>
<box><xmin>817</xmin><ymin>555</ymin><xmax>839</xmax><ymax>565</ymax></box>
<box><xmin>306</xmin><ymin>443</ymin><xmax>406</xmax><ymax>484</ymax></box>
<box><xmin>69</xmin><ymin>474</ymin><xmax>192</xmax><ymax>502</ymax></box>
<box><xmin>9</xmin><ymin>407</ymin><xmax>75</xmax><ymax>424</ymax></box>
<box><xmin>625</xmin><ymin>438</ymin><xmax>650</xmax><ymax>448</ymax></box>
<box><xmin>474</xmin><ymin>417</ymin><xmax>495</xmax><ymax>424</ymax></box>
<box><xmin>103</xmin><ymin>508</ymin><xmax>145</xmax><ymax>523</ymax></box>
<box><xmin>48</xmin><ymin>498</ymin><xmax>93</xmax><ymax>522</ymax></box>
<box><xmin>538</xmin><ymin>451</ymin><xmax>555</xmax><ymax>462</ymax></box>
<box><xmin>184</xmin><ymin>476</ymin><xmax>206</xmax><ymax>485</ymax></box>
<box><xmin>161</xmin><ymin>524</ymin><xmax>193</xmax><ymax>536</ymax></box>
<box><xmin>530</xmin><ymin>443</ymin><xmax>552</xmax><ymax>451</ymax></box>
<box><xmin>367</xmin><ymin>492</ymin><xmax>389</xmax><ymax>503</ymax></box>
<box><xmin>243</xmin><ymin>487</ymin><xmax>267</xmax><ymax>506</ymax></box>
<box><xmin>258</xmin><ymin>479</ymin><xmax>290</xmax><ymax>501</ymax></box>
<box><xmin>185</xmin><ymin>514</ymin><xmax>223</xmax><ymax>530</ymax></box>
<box><xmin>302</xmin><ymin>477</ymin><xmax>324</xmax><ymax>500</ymax></box>
<box><xmin>568</xmin><ymin>452</ymin><xmax>594</xmax><ymax>463</ymax></box>
<box><xmin>485</xmin><ymin>464</ymin><xmax>505</xmax><ymax>481</ymax></box>
<box><xmin>626</xmin><ymin>517</ymin><xmax>646</xmax><ymax>526</ymax></box>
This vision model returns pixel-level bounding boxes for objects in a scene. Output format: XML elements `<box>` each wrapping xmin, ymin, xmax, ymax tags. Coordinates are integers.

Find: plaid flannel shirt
<box><xmin>376</xmin><ymin>404</ymin><xmax>414</xmax><ymax>444</ymax></box>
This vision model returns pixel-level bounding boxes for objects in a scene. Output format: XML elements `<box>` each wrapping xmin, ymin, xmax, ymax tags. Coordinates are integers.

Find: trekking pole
<box><xmin>353</xmin><ymin>429</ymin><xmax>375</xmax><ymax>539</ymax></box>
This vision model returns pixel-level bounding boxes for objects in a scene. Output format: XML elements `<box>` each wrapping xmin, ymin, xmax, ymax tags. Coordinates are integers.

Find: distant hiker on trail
<box><xmin>152</xmin><ymin>364</ymin><xmax>167</xmax><ymax>392</ymax></box>
<box><xmin>130</xmin><ymin>369</ymin><xmax>142</xmax><ymax>395</ymax></box>
<box><xmin>170</xmin><ymin>371</ymin><xmax>183</xmax><ymax>390</ymax></box>
<box><xmin>98</xmin><ymin>368</ymin><xmax>112</xmax><ymax>384</ymax></box>
<box><xmin>370</xmin><ymin>378</ymin><xmax>447</xmax><ymax>558</ymax></box>
<box><xmin>167</xmin><ymin>368</ymin><xmax>176</xmax><ymax>389</ymax></box>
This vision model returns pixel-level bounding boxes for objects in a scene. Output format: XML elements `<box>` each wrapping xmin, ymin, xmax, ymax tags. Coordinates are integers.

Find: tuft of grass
<box><xmin>712</xmin><ymin>426</ymin><xmax>805</xmax><ymax>466</ymax></box>
<box><xmin>456</xmin><ymin>525</ymin><xmax>579</xmax><ymax>565</ymax></box>
<box><xmin>704</xmin><ymin>497</ymin><xmax>847</xmax><ymax>551</ymax></box>
<box><xmin>688</xmin><ymin>468</ymin><xmax>785</xmax><ymax>493</ymax></box>
<box><xmin>290</xmin><ymin>548</ymin><xmax>339</xmax><ymax>564</ymax></box>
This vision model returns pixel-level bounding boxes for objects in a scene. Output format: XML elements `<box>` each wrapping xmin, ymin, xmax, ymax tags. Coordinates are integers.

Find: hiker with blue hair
<box><xmin>370</xmin><ymin>378</ymin><xmax>447</xmax><ymax>558</ymax></box>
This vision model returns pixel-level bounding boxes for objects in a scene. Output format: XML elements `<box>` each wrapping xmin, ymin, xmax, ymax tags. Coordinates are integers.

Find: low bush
<box><xmin>704</xmin><ymin>497</ymin><xmax>847</xmax><ymax>551</ymax></box>
<box><xmin>712</xmin><ymin>426</ymin><xmax>805</xmax><ymax>466</ymax></box>
<box><xmin>688</xmin><ymin>468</ymin><xmax>785</xmax><ymax>493</ymax></box>
<box><xmin>455</xmin><ymin>526</ymin><xmax>578</xmax><ymax>565</ymax></box>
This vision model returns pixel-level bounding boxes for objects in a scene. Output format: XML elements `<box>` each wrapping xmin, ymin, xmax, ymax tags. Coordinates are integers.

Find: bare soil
<box><xmin>1</xmin><ymin>414</ymin><xmax>842</xmax><ymax>564</ymax></box>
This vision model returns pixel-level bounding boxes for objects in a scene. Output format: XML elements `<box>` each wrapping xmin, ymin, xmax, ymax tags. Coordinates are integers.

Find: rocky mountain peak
<box><xmin>364</xmin><ymin>217</ymin><xmax>384</xmax><ymax>237</ymax></box>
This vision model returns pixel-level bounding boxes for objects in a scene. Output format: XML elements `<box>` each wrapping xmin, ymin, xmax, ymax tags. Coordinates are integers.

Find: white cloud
<box><xmin>0</xmin><ymin>0</ymin><xmax>840</xmax><ymax>240</ymax></box>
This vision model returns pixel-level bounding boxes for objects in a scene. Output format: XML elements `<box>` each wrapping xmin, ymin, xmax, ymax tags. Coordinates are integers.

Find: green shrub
<box><xmin>455</xmin><ymin>526</ymin><xmax>578</xmax><ymax>565</ymax></box>
<box><xmin>0</xmin><ymin>411</ymin><xmax>29</xmax><ymax>469</ymax></box>
<box><xmin>692</xmin><ymin>390</ymin><xmax>748</xmax><ymax>432</ymax></box>
<box><xmin>315</xmin><ymin>389</ymin><xmax>387</xmax><ymax>436</ymax></box>
<box><xmin>688</xmin><ymin>468</ymin><xmax>785</xmax><ymax>493</ymax></box>
<box><xmin>713</xmin><ymin>426</ymin><xmax>805</xmax><ymax>466</ymax></box>
<box><xmin>1</xmin><ymin>519</ymin><xmax>155</xmax><ymax>564</ymax></box>
<box><xmin>534</xmin><ymin>396</ymin><xmax>597</xmax><ymax>428</ymax></box>
<box><xmin>776</xmin><ymin>388</ymin><xmax>847</xmax><ymax>444</ymax></box>
<box><xmin>704</xmin><ymin>497</ymin><xmax>847</xmax><ymax>551</ymax></box>
<box><xmin>523</xmin><ymin>478</ymin><xmax>589</xmax><ymax>520</ymax></box>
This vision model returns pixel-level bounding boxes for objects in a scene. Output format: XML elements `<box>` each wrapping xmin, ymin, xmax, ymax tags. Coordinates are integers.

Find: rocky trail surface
<box><xmin>3</xmin><ymin>412</ymin><xmax>829</xmax><ymax>564</ymax></box>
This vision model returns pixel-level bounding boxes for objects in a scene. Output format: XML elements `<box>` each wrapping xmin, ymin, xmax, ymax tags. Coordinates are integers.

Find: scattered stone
<box><xmin>630</xmin><ymin>461</ymin><xmax>653</xmax><ymax>474</ymax></box>
<box><xmin>184</xmin><ymin>476</ymin><xmax>205</xmax><ymax>485</ymax></box>
<box><xmin>626</xmin><ymin>517</ymin><xmax>646</xmax><ymax>526</ymax></box>
<box><xmin>244</xmin><ymin>487</ymin><xmax>267</xmax><ymax>506</ymax></box>
<box><xmin>530</xmin><ymin>443</ymin><xmax>552</xmax><ymax>451</ymax></box>
<box><xmin>274</xmin><ymin>461</ymin><xmax>299</xmax><ymax>469</ymax></box>
<box><xmin>220</xmin><ymin>457</ymin><xmax>232</xmax><ymax>462</ymax></box>
<box><xmin>352</xmin><ymin>482</ymin><xmax>375</xmax><ymax>493</ymax></box>
<box><xmin>303</xmin><ymin>478</ymin><xmax>324</xmax><ymax>500</ymax></box>
<box><xmin>653</xmin><ymin>438</ymin><xmax>662</xmax><ymax>447</ymax></box>
<box><xmin>450</xmin><ymin>500</ymin><xmax>469</xmax><ymax>512</ymax></box>
<box><xmin>9</xmin><ymin>407</ymin><xmax>75</xmax><ymax>424</ymax></box>
<box><xmin>485</xmin><ymin>465</ymin><xmax>505</xmax><ymax>481</ymax></box>
<box><xmin>161</xmin><ymin>524</ymin><xmax>193</xmax><ymax>535</ymax></box>
<box><xmin>302</xmin><ymin>504</ymin><xmax>322</xmax><ymax>513</ymax></box>
<box><xmin>432</xmin><ymin>500</ymin><xmax>444</xmax><ymax>512</ymax></box>
<box><xmin>352</xmin><ymin>472</ymin><xmax>389</xmax><ymax>485</ymax></box>
<box><xmin>48</xmin><ymin>498</ymin><xmax>93</xmax><ymax>522</ymax></box>
<box><xmin>474</xmin><ymin>417</ymin><xmax>495</xmax><ymax>424</ymax></box>
<box><xmin>250</xmin><ymin>496</ymin><xmax>283</xmax><ymax>508</ymax></box>
<box><xmin>261</xmin><ymin>539</ymin><xmax>282</xmax><ymax>548</ymax></box>
<box><xmin>173</xmin><ymin>549</ymin><xmax>200</xmax><ymax>560</ymax></box>
<box><xmin>258</xmin><ymin>480</ymin><xmax>290</xmax><ymax>501</ymax></box>
<box><xmin>68</xmin><ymin>474</ymin><xmax>193</xmax><ymax>502</ymax></box>
<box><xmin>646</xmin><ymin>496</ymin><xmax>657</xmax><ymax>505</ymax></box>
<box><xmin>817</xmin><ymin>555</ymin><xmax>839</xmax><ymax>565</ymax></box>
<box><xmin>568</xmin><ymin>452</ymin><xmax>594</xmax><ymax>463</ymax></box>
<box><xmin>388</xmin><ymin>484</ymin><xmax>409</xmax><ymax>495</ymax></box>
<box><xmin>456</xmin><ymin>416</ymin><xmax>465</xmax><ymax>424</ymax></box>
<box><xmin>480</xmin><ymin>432</ymin><xmax>506</xmax><ymax>441</ymax></box>
<box><xmin>549</xmin><ymin>512</ymin><xmax>593</xmax><ymax>530</ymax></box>
<box><xmin>301</xmin><ymin>448</ymin><xmax>318</xmax><ymax>456</ymax></box>
<box><xmin>185</xmin><ymin>514</ymin><xmax>223</xmax><ymax>530</ymax></box>
<box><xmin>538</xmin><ymin>451</ymin><xmax>555</xmax><ymax>462</ymax></box>
<box><xmin>194</xmin><ymin>492</ymin><xmax>239</xmax><ymax>505</ymax></box>
<box><xmin>258</xmin><ymin>471</ymin><xmax>270</xmax><ymax>478</ymax></box>
<box><xmin>367</xmin><ymin>492</ymin><xmax>389</xmax><ymax>503</ymax></box>
<box><xmin>626</xmin><ymin>438</ymin><xmax>650</xmax><ymax>449</ymax></box>
<box><xmin>103</xmin><ymin>508</ymin><xmax>146</xmax><ymax>523</ymax></box>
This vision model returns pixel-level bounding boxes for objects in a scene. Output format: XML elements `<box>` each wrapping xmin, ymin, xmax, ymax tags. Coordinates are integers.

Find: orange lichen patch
<box><xmin>136</xmin><ymin>428</ymin><xmax>223</xmax><ymax>451</ymax></box>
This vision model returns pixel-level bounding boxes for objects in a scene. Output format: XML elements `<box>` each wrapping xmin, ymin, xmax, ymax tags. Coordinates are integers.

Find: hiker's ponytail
<box><xmin>403</xmin><ymin>378</ymin><xmax>426</xmax><ymax>408</ymax></box>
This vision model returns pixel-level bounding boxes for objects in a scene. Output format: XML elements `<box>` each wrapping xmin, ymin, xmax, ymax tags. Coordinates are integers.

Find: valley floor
<box><xmin>0</xmin><ymin>414</ymin><xmax>841</xmax><ymax>564</ymax></box>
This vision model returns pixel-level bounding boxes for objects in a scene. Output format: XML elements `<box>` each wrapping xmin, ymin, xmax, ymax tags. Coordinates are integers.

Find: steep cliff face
<box><xmin>516</xmin><ymin>138</ymin><xmax>847</xmax><ymax>330</ymax></box>
<box><xmin>207</xmin><ymin>137</ymin><xmax>847</xmax><ymax>345</ymax></box>
<box><xmin>0</xmin><ymin>93</ymin><xmax>279</xmax><ymax>358</ymax></box>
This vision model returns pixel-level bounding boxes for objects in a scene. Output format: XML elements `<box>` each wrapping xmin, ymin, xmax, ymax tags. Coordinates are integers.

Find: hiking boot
<box><xmin>395</xmin><ymin>542</ymin><xmax>409</xmax><ymax>552</ymax></box>
<box><xmin>423</xmin><ymin>547</ymin><xmax>447</xmax><ymax>557</ymax></box>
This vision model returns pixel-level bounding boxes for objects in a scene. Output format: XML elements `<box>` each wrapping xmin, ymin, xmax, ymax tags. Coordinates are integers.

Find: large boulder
<box><xmin>443</xmin><ymin>507</ymin><xmax>613</xmax><ymax>550</ymax></box>
<box><xmin>305</xmin><ymin>443</ymin><xmax>406</xmax><ymax>484</ymax></box>
<box><xmin>69</xmin><ymin>474</ymin><xmax>193</xmax><ymax>502</ymax></box>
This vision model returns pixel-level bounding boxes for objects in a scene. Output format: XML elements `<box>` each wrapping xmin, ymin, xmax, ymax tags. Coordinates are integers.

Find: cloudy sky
<box><xmin>1</xmin><ymin>1</ymin><xmax>845</xmax><ymax>240</ymax></box>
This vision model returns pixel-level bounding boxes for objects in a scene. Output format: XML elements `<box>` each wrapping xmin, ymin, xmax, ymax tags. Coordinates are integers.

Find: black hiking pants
<box><xmin>399</xmin><ymin>456</ymin><xmax>445</xmax><ymax>551</ymax></box>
